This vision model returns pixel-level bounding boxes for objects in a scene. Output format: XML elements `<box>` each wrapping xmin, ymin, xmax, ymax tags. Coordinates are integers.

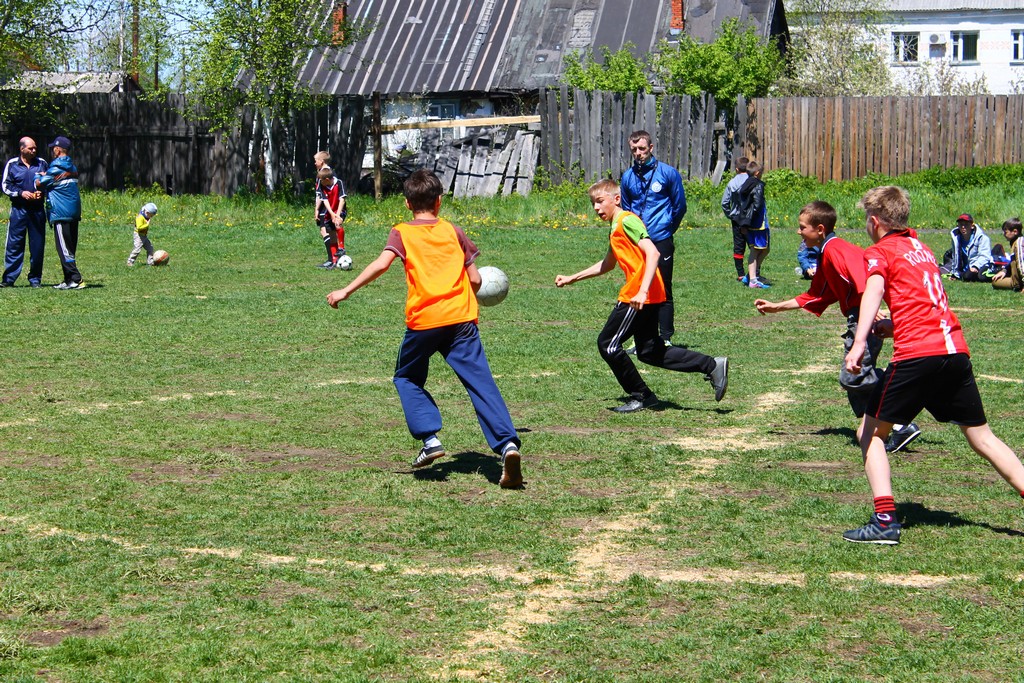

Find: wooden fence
<box><xmin>0</xmin><ymin>93</ymin><xmax>368</xmax><ymax>195</ymax></box>
<box><xmin>737</xmin><ymin>95</ymin><xmax>1024</xmax><ymax>182</ymax></box>
<box><xmin>539</xmin><ymin>87</ymin><xmax>720</xmax><ymax>184</ymax></box>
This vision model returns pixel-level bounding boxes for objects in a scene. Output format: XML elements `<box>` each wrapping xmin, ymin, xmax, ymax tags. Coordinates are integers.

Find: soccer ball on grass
<box><xmin>152</xmin><ymin>250</ymin><xmax>170</xmax><ymax>266</ymax></box>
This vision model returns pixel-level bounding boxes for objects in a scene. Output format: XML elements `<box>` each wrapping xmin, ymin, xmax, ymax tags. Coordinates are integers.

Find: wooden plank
<box><xmin>381</xmin><ymin>114</ymin><xmax>540</xmax><ymax>132</ymax></box>
<box><xmin>452</xmin><ymin>138</ymin><xmax>474</xmax><ymax>198</ymax></box>
<box><xmin>558</xmin><ymin>85</ymin><xmax>571</xmax><ymax>175</ymax></box>
<box><xmin>611</xmin><ymin>92</ymin><xmax>624</xmax><ymax>178</ymax></box>
<box><xmin>702</xmin><ymin>94</ymin><xmax>716</xmax><ymax>179</ymax></box>
<box><xmin>516</xmin><ymin>133</ymin><xmax>538</xmax><ymax>196</ymax></box>
<box><xmin>569</xmin><ymin>88</ymin><xmax>583</xmax><ymax>171</ymax></box>
<box><xmin>601</xmin><ymin>90</ymin><xmax>615</xmax><ymax>179</ymax></box>
<box><xmin>502</xmin><ymin>132</ymin><xmax>524</xmax><ymax>197</ymax></box>
<box><xmin>546</xmin><ymin>89</ymin><xmax>562</xmax><ymax>184</ymax></box>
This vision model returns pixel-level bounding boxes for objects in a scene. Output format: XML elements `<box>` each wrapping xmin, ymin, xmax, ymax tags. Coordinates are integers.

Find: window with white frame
<box><xmin>951</xmin><ymin>31</ymin><xmax>979</xmax><ymax>62</ymax></box>
<box><xmin>1013</xmin><ymin>29</ymin><xmax>1024</xmax><ymax>62</ymax></box>
<box><xmin>892</xmin><ymin>32</ymin><xmax>919</xmax><ymax>64</ymax></box>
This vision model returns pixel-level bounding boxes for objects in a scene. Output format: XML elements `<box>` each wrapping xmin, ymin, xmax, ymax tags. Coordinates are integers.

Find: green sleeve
<box><xmin>621</xmin><ymin>213</ymin><xmax>650</xmax><ymax>244</ymax></box>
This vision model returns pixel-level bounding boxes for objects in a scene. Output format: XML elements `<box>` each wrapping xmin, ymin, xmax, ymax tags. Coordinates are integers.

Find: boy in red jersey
<box><xmin>755</xmin><ymin>201</ymin><xmax>920</xmax><ymax>450</ymax></box>
<box><xmin>843</xmin><ymin>186</ymin><xmax>1024</xmax><ymax>544</ymax></box>
<box><xmin>316</xmin><ymin>167</ymin><xmax>347</xmax><ymax>268</ymax></box>
<box><xmin>555</xmin><ymin>179</ymin><xmax>728</xmax><ymax>413</ymax></box>
<box><xmin>326</xmin><ymin>169</ymin><xmax>522</xmax><ymax>488</ymax></box>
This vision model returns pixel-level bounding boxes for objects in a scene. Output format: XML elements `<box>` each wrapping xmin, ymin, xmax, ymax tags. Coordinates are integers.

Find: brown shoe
<box><xmin>499</xmin><ymin>447</ymin><xmax>522</xmax><ymax>489</ymax></box>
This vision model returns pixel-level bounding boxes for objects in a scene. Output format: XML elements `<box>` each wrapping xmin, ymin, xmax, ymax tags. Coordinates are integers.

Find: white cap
<box><xmin>142</xmin><ymin>203</ymin><xmax>158</xmax><ymax>215</ymax></box>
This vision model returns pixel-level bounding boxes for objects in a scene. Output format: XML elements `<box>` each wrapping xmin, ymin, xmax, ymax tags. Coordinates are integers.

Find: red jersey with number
<box><xmin>794</xmin><ymin>235</ymin><xmax>866</xmax><ymax>317</ymax></box>
<box><xmin>863</xmin><ymin>229</ymin><xmax>969</xmax><ymax>362</ymax></box>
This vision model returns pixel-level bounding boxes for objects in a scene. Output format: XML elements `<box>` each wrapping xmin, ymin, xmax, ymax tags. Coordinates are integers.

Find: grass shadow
<box><xmin>814</xmin><ymin>426</ymin><xmax>859</xmax><ymax>446</ymax></box>
<box><xmin>897</xmin><ymin>501</ymin><xmax>1024</xmax><ymax>538</ymax></box>
<box><xmin>410</xmin><ymin>450</ymin><xmax>517</xmax><ymax>488</ymax></box>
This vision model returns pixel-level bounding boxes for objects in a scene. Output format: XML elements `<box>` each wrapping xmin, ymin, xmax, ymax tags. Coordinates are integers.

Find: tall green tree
<box><xmin>181</xmin><ymin>0</ymin><xmax>363</xmax><ymax>193</ymax></box>
<box><xmin>653</xmin><ymin>19</ymin><xmax>785</xmax><ymax>105</ymax></box>
<box><xmin>562</xmin><ymin>44</ymin><xmax>652</xmax><ymax>94</ymax></box>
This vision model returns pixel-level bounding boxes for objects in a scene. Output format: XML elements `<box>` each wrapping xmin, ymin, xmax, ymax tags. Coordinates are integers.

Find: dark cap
<box><xmin>47</xmin><ymin>136</ymin><xmax>72</xmax><ymax>150</ymax></box>
<box><xmin>957</xmin><ymin>213</ymin><xmax>973</xmax><ymax>223</ymax></box>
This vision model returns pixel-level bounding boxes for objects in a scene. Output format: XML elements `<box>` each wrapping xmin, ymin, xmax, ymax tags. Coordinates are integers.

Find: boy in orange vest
<box><xmin>555</xmin><ymin>179</ymin><xmax>729</xmax><ymax>413</ymax></box>
<box><xmin>326</xmin><ymin>170</ymin><xmax>522</xmax><ymax>488</ymax></box>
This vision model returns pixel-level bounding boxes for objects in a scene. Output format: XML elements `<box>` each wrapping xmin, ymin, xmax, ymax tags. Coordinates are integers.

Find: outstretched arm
<box><xmin>755</xmin><ymin>298</ymin><xmax>800</xmax><ymax>315</ymax></box>
<box><xmin>327</xmin><ymin>250</ymin><xmax>397</xmax><ymax>307</ymax></box>
<box><xmin>555</xmin><ymin>249</ymin><xmax>616</xmax><ymax>287</ymax></box>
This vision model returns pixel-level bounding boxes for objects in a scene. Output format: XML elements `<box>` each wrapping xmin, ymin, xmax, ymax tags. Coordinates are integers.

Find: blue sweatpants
<box><xmin>3</xmin><ymin>206</ymin><xmax>47</xmax><ymax>285</ymax></box>
<box><xmin>393</xmin><ymin>321</ymin><xmax>519</xmax><ymax>455</ymax></box>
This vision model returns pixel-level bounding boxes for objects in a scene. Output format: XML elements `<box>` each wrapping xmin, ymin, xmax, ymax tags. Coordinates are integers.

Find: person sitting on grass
<box><xmin>991</xmin><ymin>217</ymin><xmax>1023</xmax><ymax>293</ymax></box>
<box><xmin>947</xmin><ymin>213</ymin><xmax>993</xmax><ymax>282</ymax></box>
<box><xmin>795</xmin><ymin>240</ymin><xmax>820</xmax><ymax>280</ymax></box>
<box><xmin>554</xmin><ymin>178</ymin><xmax>728</xmax><ymax>414</ymax></box>
<box><xmin>842</xmin><ymin>186</ymin><xmax>1024</xmax><ymax>545</ymax></box>
<box><xmin>755</xmin><ymin>200</ymin><xmax>920</xmax><ymax>453</ymax></box>
<box><xmin>326</xmin><ymin>169</ymin><xmax>523</xmax><ymax>489</ymax></box>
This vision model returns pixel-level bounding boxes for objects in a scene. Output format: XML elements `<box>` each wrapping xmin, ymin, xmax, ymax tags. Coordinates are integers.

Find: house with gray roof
<box><xmin>300</xmin><ymin>0</ymin><xmax>788</xmax><ymax>113</ymax></box>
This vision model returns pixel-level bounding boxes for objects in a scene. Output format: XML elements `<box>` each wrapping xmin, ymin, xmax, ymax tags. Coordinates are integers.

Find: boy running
<box><xmin>555</xmin><ymin>179</ymin><xmax>728</xmax><ymax>413</ymax></box>
<box><xmin>326</xmin><ymin>169</ymin><xmax>523</xmax><ymax>489</ymax></box>
<box><xmin>843</xmin><ymin>186</ymin><xmax>1024</xmax><ymax>544</ymax></box>
<box><xmin>754</xmin><ymin>201</ymin><xmax>920</xmax><ymax>451</ymax></box>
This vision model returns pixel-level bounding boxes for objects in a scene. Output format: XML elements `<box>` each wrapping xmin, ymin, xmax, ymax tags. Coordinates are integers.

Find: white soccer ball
<box><xmin>476</xmin><ymin>266</ymin><xmax>509</xmax><ymax>307</ymax></box>
<box><xmin>152</xmin><ymin>249</ymin><xmax>170</xmax><ymax>266</ymax></box>
<box><xmin>337</xmin><ymin>254</ymin><xmax>353</xmax><ymax>271</ymax></box>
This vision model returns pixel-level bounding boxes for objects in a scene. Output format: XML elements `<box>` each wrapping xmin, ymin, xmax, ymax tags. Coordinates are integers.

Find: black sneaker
<box><xmin>412</xmin><ymin>444</ymin><xmax>445</xmax><ymax>468</ymax></box>
<box><xmin>613</xmin><ymin>394</ymin><xmax>659</xmax><ymax>413</ymax></box>
<box><xmin>842</xmin><ymin>514</ymin><xmax>901</xmax><ymax>544</ymax></box>
<box><xmin>0</xmin><ymin>281</ymin><xmax>11</xmax><ymax>288</ymax></box>
<box><xmin>317</xmin><ymin>260</ymin><xmax>333</xmax><ymax>268</ymax></box>
<box><xmin>885</xmin><ymin>423</ymin><xmax>921</xmax><ymax>453</ymax></box>
<box><xmin>29</xmin><ymin>281</ymin><xmax>41</xmax><ymax>288</ymax></box>
<box><xmin>499</xmin><ymin>445</ymin><xmax>522</xmax><ymax>489</ymax></box>
<box><xmin>624</xmin><ymin>343</ymin><xmax>637</xmax><ymax>356</ymax></box>
<box><xmin>706</xmin><ymin>357</ymin><xmax>728</xmax><ymax>402</ymax></box>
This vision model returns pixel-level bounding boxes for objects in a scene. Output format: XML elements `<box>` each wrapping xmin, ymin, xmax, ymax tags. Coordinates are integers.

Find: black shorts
<box><xmin>866</xmin><ymin>353</ymin><xmax>986</xmax><ymax>427</ymax></box>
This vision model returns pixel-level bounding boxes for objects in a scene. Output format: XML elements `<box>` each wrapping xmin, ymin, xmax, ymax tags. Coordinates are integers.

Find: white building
<box><xmin>881</xmin><ymin>0</ymin><xmax>1024</xmax><ymax>94</ymax></box>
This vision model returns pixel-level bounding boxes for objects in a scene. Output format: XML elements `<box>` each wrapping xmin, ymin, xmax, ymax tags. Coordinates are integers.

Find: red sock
<box><xmin>1019</xmin><ymin>490</ymin><xmax>1024</xmax><ymax>500</ymax></box>
<box><xmin>329</xmin><ymin>243</ymin><xmax>338</xmax><ymax>261</ymax></box>
<box><xmin>874</xmin><ymin>496</ymin><xmax>897</xmax><ymax>527</ymax></box>
<box><xmin>337</xmin><ymin>227</ymin><xmax>345</xmax><ymax>250</ymax></box>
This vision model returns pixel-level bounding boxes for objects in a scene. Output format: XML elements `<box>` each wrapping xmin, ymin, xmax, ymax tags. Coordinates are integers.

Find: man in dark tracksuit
<box><xmin>2</xmin><ymin>138</ymin><xmax>48</xmax><ymax>287</ymax></box>
<box><xmin>36</xmin><ymin>136</ymin><xmax>83</xmax><ymax>289</ymax></box>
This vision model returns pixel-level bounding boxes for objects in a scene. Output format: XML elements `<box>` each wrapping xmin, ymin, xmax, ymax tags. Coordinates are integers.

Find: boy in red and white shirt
<box><xmin>843</xmin><ymin>185</ymin><xmax>1024</xmax><ymax>544</ymax></box>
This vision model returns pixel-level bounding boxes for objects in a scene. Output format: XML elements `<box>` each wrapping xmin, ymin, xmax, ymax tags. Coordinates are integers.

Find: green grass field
<box><xmin>1</xmin><ymin>181</ymin><xmax>1024</xmax><ymax>682</ymax></box>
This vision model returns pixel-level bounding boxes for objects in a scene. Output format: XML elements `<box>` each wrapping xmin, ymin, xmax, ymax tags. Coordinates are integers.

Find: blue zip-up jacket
<box><xmin>620</xmin><ymin>156</ymin><xmax>686</xmax><ymax>242</ymax></box>
<box><xmin>36</xmin><ymin>155</ymin><xmax>81</xmax><ymax>222</ymax></box>
<box><xmin>949</xmin><ymin>223</ymin><xmax>992</xmax><ymax>275</ymax></box>
<box><xmin>3</xmin><ymin>154</ymin><xmax>48</xmax><ymax>210</ymax></box>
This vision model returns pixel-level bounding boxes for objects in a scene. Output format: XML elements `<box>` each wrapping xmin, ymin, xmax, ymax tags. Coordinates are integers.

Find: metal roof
<box><xmin>301</xmin><ymin>0</ymin><xmax>787</xmax><ymax>97</ymax></box>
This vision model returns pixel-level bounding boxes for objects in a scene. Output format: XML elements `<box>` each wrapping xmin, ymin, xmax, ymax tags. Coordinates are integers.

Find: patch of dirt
<box><xmin>222</xmin><ymin>446</ymin><xmax>393</xmax><ymax>472</ymax></box>
<box><xmin>127</xmin><ymin>464</ymin><xmax>225</xmax><ymax>485</ymax></box>
<box><xmin>753</xmin><ymin>391</ymin><xmax>797</xmax><ymax>413</ymax></box>
<box><xmin>665</xmin><ymin>427</ymin><xmax>781</xmax><ymax>452</ymax></box>
<box><xmin>25</xmin><ymin>617</ymin><xmax>109</xmax><ymax>647</ymax></box>
<box><xmin>0</xmin><ymin>453</ymin><xmax>63</xmax><ymax>469</ymax></box>
<box><xmin>780</xmin><ymin>461</ymin><xmax>849</xmax><ymax>471</ymax></box>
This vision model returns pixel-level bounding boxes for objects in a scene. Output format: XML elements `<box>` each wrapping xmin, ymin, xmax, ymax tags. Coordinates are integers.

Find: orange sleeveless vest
<box><xmin>394</xmin><ymin>219</ymin><xmax>478</xmax><ymax>330</ymax></box>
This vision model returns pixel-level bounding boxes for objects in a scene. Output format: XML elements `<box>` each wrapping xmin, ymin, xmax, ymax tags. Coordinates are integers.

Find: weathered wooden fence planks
<box><xmin>0</xmin><ymin>93</ymin><xmax>368</xmax><ymax>195</ymax></box>
<box><xmin>738</xmin><ymin>95</ymin><xmax>1024</xmax><ymax>182</ymax></box>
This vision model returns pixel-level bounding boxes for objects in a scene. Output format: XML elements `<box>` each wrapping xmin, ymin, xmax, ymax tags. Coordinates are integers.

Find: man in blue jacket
<box><xmin>620</xmin><ymin>130</ymin><xmax>686</xmax><ymax>347</ymax></box>
<box><xmin>2</xmin><ymin>137</ymin><xmax>48</xmax><ymax>287</ymax></box>
<box><xmin>36</xmin><ymin>136</ymin><xmax>83</xmax><ymax>289</ymax></box>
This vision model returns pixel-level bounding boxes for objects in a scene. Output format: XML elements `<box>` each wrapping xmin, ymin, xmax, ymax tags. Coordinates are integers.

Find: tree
<box><xmin>778</xmin><ymin>0</ymin><xmax>894</xmax><ymax>96</ymax></box>
<box><xmin>0</xmin><ymin>0</ymin><xmax>119</xmax><ymax>81</ymax></box>
<box><xmin>653</xmin><ymin>19</ymin><xmax>785</xmax><ymax>105</ymax></box>
<box><xmin>562</xmin><ymin>44</ymin><xmax>651</xmax><ymax>94</ymax></box>
<box><xmin>180</xmin><ymin>0</ymin><xmax>364</xmax><ymax>192</ymax></box>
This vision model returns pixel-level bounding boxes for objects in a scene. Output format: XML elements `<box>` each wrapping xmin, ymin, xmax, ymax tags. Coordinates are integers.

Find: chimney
<box><xmin>670</xmin><ymin>0</ymin><xmax>684</xmax><ymax>34</ymax></box>
<box><xmin>332</xmin><ymin>1</ymin><xmax>348</xmax><ymax>44</ymax></box>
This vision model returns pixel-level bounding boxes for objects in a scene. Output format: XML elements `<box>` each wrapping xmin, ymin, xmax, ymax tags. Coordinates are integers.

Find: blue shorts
<box><xmin>745</xmin><ymin>228</ymin><xmax>770</xmax><ymax>250</ymax></box>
